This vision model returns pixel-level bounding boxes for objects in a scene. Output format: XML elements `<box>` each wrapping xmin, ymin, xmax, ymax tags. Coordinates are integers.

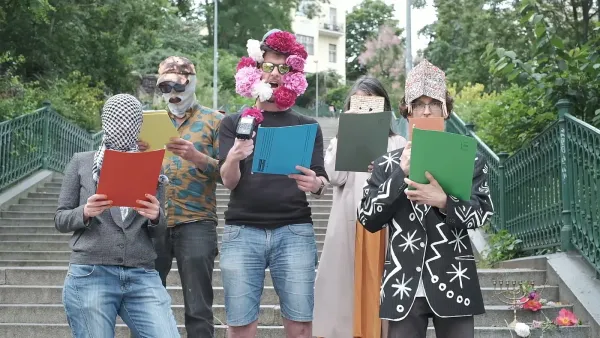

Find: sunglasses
<box><xmin>158</xmin><ymin>80</ymin><xmax>188</xmax><ymax>94</ymax></box>
<box><xmin>260</xmin><ymin>62</ymin><xmax>291</xmax><ymax>75</ymax></box>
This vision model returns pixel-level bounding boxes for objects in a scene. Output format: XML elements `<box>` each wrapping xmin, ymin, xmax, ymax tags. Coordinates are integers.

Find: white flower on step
<box><xmin>252</xmin><ymin>81</ymin><xmax>273</xmax><ymax>102</ymax></box>
<box><xmin>514</xmin><ymin>322</ymin><xmax>531</xmax><ymax>337</ymax></box>
<box><xmin>247</xmin><ymin>39</ymin><xmax>264</xmax><ymax>63</ymax></box>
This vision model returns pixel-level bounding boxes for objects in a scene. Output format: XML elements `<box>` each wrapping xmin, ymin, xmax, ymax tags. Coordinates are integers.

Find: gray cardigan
<box><xmin>54</xmin><ymin>151</ymin><xmax>167</xmax><ymax>269</ymax></box>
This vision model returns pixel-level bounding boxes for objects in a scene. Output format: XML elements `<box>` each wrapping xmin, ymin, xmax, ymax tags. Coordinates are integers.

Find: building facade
<box><xmin>292</xmin><ymin>0</ymin><xmax>347</xmax><ymax>82</ymax></box>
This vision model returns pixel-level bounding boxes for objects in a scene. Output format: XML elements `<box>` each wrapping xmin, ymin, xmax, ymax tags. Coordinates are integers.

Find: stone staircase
<box><xmin>0</xmin><ymin>117</ymin><xmax>592</xmax><ymax>337</ymax></box>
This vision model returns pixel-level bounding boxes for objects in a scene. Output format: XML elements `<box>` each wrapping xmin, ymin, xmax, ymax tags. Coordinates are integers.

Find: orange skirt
<box><xmin>353</xmin><ymin>220</ymin><xmax>388</xmax><ymax>338</ymax></box>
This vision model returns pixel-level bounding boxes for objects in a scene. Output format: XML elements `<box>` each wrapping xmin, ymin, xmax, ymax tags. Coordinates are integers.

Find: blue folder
<box><xmin>251</xmin><ymin>123</ymin><xmax>318</xmax><ymax>175</ymax></box>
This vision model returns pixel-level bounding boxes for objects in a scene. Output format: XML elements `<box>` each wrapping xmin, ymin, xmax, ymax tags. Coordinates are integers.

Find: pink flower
<box><xmin>286</xmin><ymin>55</ymin><xmax>305</xmax><ymax>72</ymax></box>
<box><xmin>235</xmin><ymin>67</ymin><xmax>262</xmax><ymax>98</ymax></box>
<box><xmin>274</xmin><ymin>87</ymin><xmax>297</xmax><ymax>110</ymax></box>
<box><xmin>283</xmin><ymin>72</ymin><xmax>308</xmax><ymax>95</ymax></box>
<box><xmin>265</xmin><ymin>31</ymin><xmax>297</xmax><ymax>54</ymax></box>
<box><xmin>554</xmin><ymin>308</ymin><xmax>579</xmax><ymax>326</ymax></box>
<box><xmin>236</xmin><ymin>57</ymin><xmax>257</xmax><ymax>71</ymax></box>
<box><xmin>241</xmin><ymin>107</ymin><xmax>264</xmax><ymax>124</ymax></box>
<box><xmin>292</xmin><ymin>42</ymin><xmax>308</xmax><ymax>60</ymax></box>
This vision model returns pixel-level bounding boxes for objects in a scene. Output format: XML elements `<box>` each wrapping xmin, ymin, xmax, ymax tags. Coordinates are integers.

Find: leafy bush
<box><xmin>451</xmin><ymin>83</ymin><xmax>555</xmax><ymax>153</ymax></box>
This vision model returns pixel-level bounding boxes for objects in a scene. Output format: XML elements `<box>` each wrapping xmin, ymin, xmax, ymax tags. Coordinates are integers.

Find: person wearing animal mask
<box><xmin>138</xmin><ymin>56</ymin><xmax>223</xmax><ymax>338</ymax></box>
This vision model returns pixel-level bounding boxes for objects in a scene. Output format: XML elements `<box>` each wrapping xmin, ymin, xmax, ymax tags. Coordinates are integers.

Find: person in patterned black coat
<box><xmin>357</xmin><ymin>60</ymin><xmax>494</xmax><ymax>338</ymax></box>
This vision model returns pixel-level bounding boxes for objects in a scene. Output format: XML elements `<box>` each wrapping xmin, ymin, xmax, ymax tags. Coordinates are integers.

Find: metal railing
<box><xmin>0</xmin><ymin>102</ymin><xmax>102</xmax><ymax>191</ymax></box>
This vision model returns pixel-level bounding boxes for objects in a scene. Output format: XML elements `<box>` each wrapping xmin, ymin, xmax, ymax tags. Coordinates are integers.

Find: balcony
<box><xmin>319</xmin><ymin>22</ymin><xmax>344</xmax><ymax>37</ymax></box>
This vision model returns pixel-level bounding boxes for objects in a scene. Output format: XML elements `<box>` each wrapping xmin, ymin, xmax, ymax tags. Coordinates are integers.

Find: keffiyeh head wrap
<box><xmin>92</xmin><ymin>94</ymin><xmax>168</xmax><ymax>184</ymax></box>
<box><xmin>405</xmin><ymin>60</ymin><xmax>449</xmax><ymax>118</ymax></box>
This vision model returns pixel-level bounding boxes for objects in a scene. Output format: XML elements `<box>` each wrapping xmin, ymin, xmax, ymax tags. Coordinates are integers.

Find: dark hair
<box><xmin>398</xmin><ymin>91</ymin><xmax>454</xmax><ymax>119</ymax></box>
<box><xmin>343</xmin><ymin>76</ymin><xmax>395</xmax><ymax>136</ymax></box>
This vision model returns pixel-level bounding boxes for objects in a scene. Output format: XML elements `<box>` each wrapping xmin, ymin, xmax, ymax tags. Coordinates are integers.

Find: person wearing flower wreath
<box><xmin>137</xmin><ymin>56</ymin><xmax>224</xmax><ymax>338</ymax></box>
<box><xmin>357</xmin><ymin>60</ymin><xmax>494</xmax><ymax>338</ymax></box>
<box><xmin>218</xmin><ymin>29</ymin><xmax>328</xmax><ymax>338</ymax></box>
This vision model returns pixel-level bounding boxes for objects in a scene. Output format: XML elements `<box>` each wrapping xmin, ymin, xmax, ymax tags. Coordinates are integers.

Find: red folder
<box><xmin>96</xmin><ymin>149</ymin><xmax>165</xmax><ymax>207</ymax></box>
<box><xmin>407</xmin><ymin>117</ymin><xmax>445</xmax><ymax>141</ymax></box>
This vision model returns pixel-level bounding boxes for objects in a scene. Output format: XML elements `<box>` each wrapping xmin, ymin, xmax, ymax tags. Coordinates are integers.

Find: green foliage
<box><xmin>345</xmin><ymin>0</ymin><xmax>399</xmax><ymax>81</ymax></box>
<box><xmin>483</xmin><ymin>1</ymin><xmax>600</xmax><ymax>126</ymax></box>
<box><xmin>452</xmin><ymin>83</ymin><xmax>554</xmax><ymax>153</ymax></box>
<box><xmin>325</xmin><ymin>85</ymin><xmax>351</xmax><ymax>111</ymax></box>
<box><xmin>296</xmin><ymin>70</ymin><xmax>342</xmax><ymax>108</ymax></box>
<box><xmin>0</xmin><ymin>59</ymin><xmax>105</xmax><ymax>131</ymax></box>
<box><xmin>481</xmin><ymin>226</ymin><xmax>524</xmax><ymax>267</ymax></box>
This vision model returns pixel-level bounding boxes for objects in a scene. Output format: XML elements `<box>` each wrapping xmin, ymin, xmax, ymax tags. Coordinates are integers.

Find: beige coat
<box><xmin>313</xmin><ymin>134</ymin><xmax>407</xmax><ymax>338</ymax></box>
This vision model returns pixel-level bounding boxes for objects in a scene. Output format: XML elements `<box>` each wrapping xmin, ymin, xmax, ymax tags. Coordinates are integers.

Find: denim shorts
<box><xmin>219</xmin><ymin>223</ymin><xmax>318</xmax><ymax>326</ymax></box>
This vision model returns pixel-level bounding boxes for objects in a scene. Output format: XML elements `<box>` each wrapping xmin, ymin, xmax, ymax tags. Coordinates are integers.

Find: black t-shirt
<box><xmin>218</xmin><ymin>109</ymin><xmax>328</xmax><ymax>229</ymax></box>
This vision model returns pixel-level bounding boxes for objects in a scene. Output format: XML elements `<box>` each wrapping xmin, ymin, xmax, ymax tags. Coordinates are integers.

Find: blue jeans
<box><xmin>62</xmin><ymin>264</ymin><xmax>180</xmax><ymax>338</ymax></box>
<box><xmin>219</xmin><ymin>223</ymin><xmax>318</xmax><ymax>326</ymax></box>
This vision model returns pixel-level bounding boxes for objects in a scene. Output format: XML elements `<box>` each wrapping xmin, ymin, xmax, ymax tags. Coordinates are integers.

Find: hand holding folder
<box><xmin>96</xmin><ymin>149</ymin><xmax>165</xmax><ymax>207</ymax></box>
<box><xmin>138</xmin><ymin>110</ymin><xmax>179</xmax><ymax>158</ymax></box>
<box><xmin>408</xmin><ymin>129</ymin><xmax>477</xmax><ymax>201</ymax></box>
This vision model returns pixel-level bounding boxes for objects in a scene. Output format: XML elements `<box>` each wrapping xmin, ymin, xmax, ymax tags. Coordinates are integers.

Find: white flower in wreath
<box><xmin>514</xmin><ymin>322</ymin><xmax>531</xmax><ymax>337</ymax></box>
<box><xmin>247</xmin><ymin>39</ymin><xmax>264</xmax><ymax>63</ymax></box>
<box><xmin>252</xmin><ymin>81</ymin><xmax>273</xmax><ymax>102</ymax></box>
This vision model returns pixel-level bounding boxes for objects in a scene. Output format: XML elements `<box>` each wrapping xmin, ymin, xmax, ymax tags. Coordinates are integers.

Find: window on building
<box><xmin>329</xmin><ymin>44</ymin><xmax>337</xmax><ymax>63</ymax></box>
<box><xmin>329</xmin><ymin>7</ymin><xmax>337</xmax><ymax>25</ymax></box>
<box><xmin>297</xmin><ymin>35</ymin><xmax>315</xmax><ymax>55</ymax></box>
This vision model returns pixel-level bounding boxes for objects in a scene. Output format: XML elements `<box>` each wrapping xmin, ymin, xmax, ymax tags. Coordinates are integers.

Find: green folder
<box><xmin>335</xmin><ymin>111</ymin><xmax>392</xmax><ymax>172</ymax></box>
<box><xmin>409</xmin><ymin>128</ymin><xmax>477</xmax><ymax>201</ymax></box>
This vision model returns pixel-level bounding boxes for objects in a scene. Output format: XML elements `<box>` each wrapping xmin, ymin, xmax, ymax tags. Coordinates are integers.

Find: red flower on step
<box><xmin>522</xmin><ymin>298</ymin><xmax>542</xmax><ymax>311</ymax></box>
<box><xmin>554</xmin><ymin>308</ymin><xmax>579</xmax><ymax>326</ymax></box>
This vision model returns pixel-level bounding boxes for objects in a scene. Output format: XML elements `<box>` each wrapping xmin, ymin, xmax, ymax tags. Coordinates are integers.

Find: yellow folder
<box><xmin>139</xmin><ymin>110</ymin><xmax>179</xmax><ymax>158</ymax></box>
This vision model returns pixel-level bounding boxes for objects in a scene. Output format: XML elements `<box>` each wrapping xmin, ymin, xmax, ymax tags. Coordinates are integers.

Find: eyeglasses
<box><xmin>260</xmin><ymin>62</ymin><xmax>291</xmax><ymax>75</ymax></box>
<box><xmin>411</xmin><ymin>102</ymin><xmax>443</xmax><ymax>115</ymax></box>
<box><xmin>158</xmin><ymin>81</ymin><xmax>188</xmax><ymax>94</ymax></box>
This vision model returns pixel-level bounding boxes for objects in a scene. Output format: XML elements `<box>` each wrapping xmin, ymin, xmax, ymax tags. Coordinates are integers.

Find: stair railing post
<box><xmin>465</xmin><ymin>123</ymin><xmax>475</xmax><ymax>136</ymax></box>
<box><xmin>556</xmin><ymin>99</ymin><xmax>574</xmax><ymax>251</ymax></box>
<box><xmin>41</xmin><ymin>100</ymin><xmax>52</xmax><ymax>169</ymax></box>
<box><xmin>497</xmin><ymin>152</ymin><xmax>510</xmax><ymax>231</ymax></box>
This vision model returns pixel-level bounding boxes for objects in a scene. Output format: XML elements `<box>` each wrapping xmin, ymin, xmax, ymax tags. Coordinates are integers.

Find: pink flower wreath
<box><xmin>235</xmin><ymin>29</ymin><xmax>309</xmax><ymax>118</ymax></box>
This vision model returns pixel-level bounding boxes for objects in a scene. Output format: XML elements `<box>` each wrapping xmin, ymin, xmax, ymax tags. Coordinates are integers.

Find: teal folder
<box><xmin>251</xmin><ymin>124</ymin><xmax>318</xmax><ymax>175</ymax></box>
<box><xmin>409</xmin><ymin>129</ymin><xmax>477</xmax><ymax>201</ymax></box>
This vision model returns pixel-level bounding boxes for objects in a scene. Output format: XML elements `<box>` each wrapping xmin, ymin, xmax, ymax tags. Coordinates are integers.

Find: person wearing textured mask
<box><xmin>218</xmin><ymin>29</ymin><xmax>328</xmax><ymax>338</ymax></box>
<box><xmin>137</xmin><ymin>56</ymin><xmax>223</xmax><ymax>338</ymax></box>
<box><xmin>357</xmin><ymin>60</ymin><xmax>494</xmax><ymax>338</ymax></box>
<box><xmin>55</xmin><ymin>94</ymin><xmax>179</xmax><ymax>338</ymax></box>
<box><xmin>313</xmin><ymin>76</ymin><xmax>407</xmax><ymax>338</ymax></box>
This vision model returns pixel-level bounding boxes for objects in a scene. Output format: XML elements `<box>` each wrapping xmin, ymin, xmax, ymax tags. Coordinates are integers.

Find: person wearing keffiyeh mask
<box><xmin>137</xmin><ymin>56</ymin><xmax>224</xmax><ymax>338</ymax></box>
<box><xmin>356</xmin><ymin>60</ymin><xmax>494</xmax><ymax>338</ymax></box>
<box><xmin>54</xmin><ymin>94</ymin><xmax>179</xmax><ymax>338</ymax></box>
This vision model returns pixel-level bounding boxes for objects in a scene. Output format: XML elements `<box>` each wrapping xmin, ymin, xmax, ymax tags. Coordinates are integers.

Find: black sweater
<box><xmin>218</xmin><ymin>109</ymin><xmax>328</xmax><ymax>229</ymax></box>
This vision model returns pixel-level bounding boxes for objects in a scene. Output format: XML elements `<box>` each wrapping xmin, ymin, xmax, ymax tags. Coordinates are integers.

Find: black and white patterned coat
<box><xmin>357</xmin><ymin>148</ymin><xmax>494</xmax><ymax>321</ymax></box>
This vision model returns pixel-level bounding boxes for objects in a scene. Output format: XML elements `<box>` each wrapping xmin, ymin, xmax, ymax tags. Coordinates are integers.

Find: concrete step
<box><xmin>0</xmin><ymin>218</ymin><xmax>331</xmax><ymax>227</ymax></box>
<box><xmin>0</xmin><ymin>285</ymin><xmax>280</xmax><ymax>306</ymax></box>
<box><xmin>0</xmin><ymin>284</ymin><xmax>559</xmax><ymax>307</ymax></box>
<box><xmin>0</xmin><ymin>324</ymin><xmax>590</xmax><ymax>338</ymax></box>
<box><xmin>0</xmin><ymin>267</ymin><xmax>545</xmax><ymax>289</ymax></box>
<box><xmin>0</xmin><ymin>225</ymin><xmax>330</xmax><ymax>235</ymax></box>
<box><xmin>0</xmin><ymin>232</ymin><xmax>327</xmax><ymax>242</ymax></box>
<box><xmin>0</xmin><ymin>211</ymin><xmax>333</xmax><ymax>220</ymax></box>
<box><xmin>0</xmin><ymin>303</ymin><xmax>576</xmax><ymax>328</ymax></box>
<box><xmin>0</xmin><ymin>240</ymin><xmax>325</xmax><ymax>251</ymax></box>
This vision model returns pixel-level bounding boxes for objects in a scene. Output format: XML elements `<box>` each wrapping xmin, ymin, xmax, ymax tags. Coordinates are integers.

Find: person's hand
<box><xmin>83</xmin><ymin>194</ymin><xmax>112</xmax><ymax>221</ymax></box>
<box><xmin>404</xmin><ymin>172</ymin><xmax>447</xmax><ymax>209</ymax></box>
<box><xmin>367</xmin><ymin>161</ymin><xmax>374</xmax><ymax>173</ymax></box>
<box><xmin>289</xmin><ymin>166</ymin><xmax>322</xmax><ymax>193</ymax></box>
<box><xmin>134</xmin><ymin>194</ymin><xmax>160</xmax><ymax>221</ymax></box>
<box><xmin>166</xmin><ymin>137</ymin><xmax>204</xmax><ymax>162</ymax></box>
<box><xmin>400</xmin><ymin>142</ymin><xmax>411</xmax><ymax>176</ymax></box>
<box><xmin>137</xmin><ymin>140</ymin><xmax>149</xmax><ymax>152</ymax></box>
<box><xmin>227</xmin><ymin>134</ymin><xmax>255</xmax><ymax>162</ymax></box>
